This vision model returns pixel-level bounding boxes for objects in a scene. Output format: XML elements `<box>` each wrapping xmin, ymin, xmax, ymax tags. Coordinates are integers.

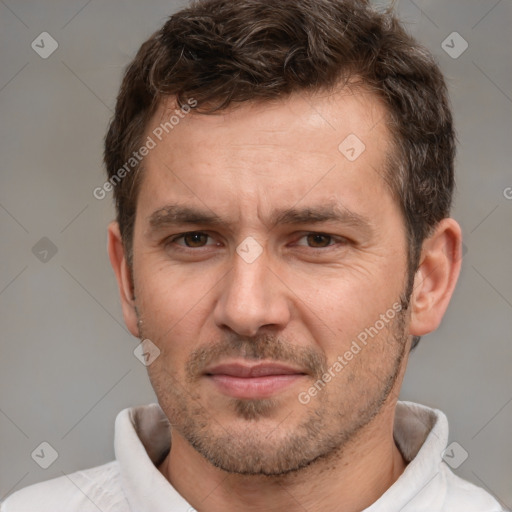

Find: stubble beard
<box><xmin>138</xmin><ymin>296</ymin><xmax>410</xmax><ymax>477</ymax></box>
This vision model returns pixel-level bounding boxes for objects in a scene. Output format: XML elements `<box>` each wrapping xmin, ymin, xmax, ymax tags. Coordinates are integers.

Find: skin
<box><xmin>108</xmin><ymin>88</ymin><xmax>462</xmax><ymax>512</ymax></box>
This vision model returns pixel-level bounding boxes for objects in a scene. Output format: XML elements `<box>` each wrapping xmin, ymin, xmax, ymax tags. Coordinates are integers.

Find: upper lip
<box><xmin>204</xmin><ymin>362</ymin><xmax>306</xmax><ymax>378</ymax></box>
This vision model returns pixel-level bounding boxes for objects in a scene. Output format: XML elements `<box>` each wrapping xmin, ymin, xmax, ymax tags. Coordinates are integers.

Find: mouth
<box><xmin>203</xmin><ymin>361</ymin><xmax>307</xmax><ymax>399</ymax></box>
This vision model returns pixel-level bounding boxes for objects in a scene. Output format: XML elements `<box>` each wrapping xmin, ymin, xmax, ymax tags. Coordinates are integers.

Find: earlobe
<box><xmin>408</xmin><ymin>218</ymin><xmax>463</xmax><ymax>337</ymax></box>
<box><xmin>107</xmin><ymin>221</ymin><xmax>140</xmax><ymax>338</ymax></box>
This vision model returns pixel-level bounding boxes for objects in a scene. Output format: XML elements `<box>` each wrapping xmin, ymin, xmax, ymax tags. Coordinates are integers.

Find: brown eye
<box><xmin>182</xmin><ymin>232</ymin><xmax>209</xmax><ymax>247</ymax></box>
<box><xmin>305</xmin><ymin>234</ymin><xmax>334</xmax><ymax>248</ymax></box>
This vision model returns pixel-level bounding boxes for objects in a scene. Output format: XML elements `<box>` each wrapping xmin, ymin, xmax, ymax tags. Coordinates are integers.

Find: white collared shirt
<box><xmin>1</xmin><ymin>401</ymin><xmax>505</xmax><ymax>512</ymax></box>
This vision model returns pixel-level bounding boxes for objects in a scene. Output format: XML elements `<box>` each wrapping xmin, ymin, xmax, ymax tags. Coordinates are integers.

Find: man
<box><xmin>2</xmin><ymin>0</ymin><xmax>505</xmax><ymax>511</ymax></box>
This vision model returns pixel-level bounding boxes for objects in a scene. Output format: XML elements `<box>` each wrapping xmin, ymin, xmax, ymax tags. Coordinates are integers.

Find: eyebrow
<box><xmin>147</xmin><ymin>202</ymin><xmax>374</xmax><ymax>236</ymax></box>
<box><xmin>148</xmin><ymin>206</ymin><xmax>223</xmax><ymax>231</ymax></box>
<box><xmin>271</xmin><ymin>205</ymin><xmax>373</xmax><ymax>234</ymax></box>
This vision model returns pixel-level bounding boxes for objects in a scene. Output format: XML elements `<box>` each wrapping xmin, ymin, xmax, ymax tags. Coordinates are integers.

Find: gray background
<box><xmin>0</xmin><ymin>0</ymin><xmax>511</xmax><ymax>507</ymax></box>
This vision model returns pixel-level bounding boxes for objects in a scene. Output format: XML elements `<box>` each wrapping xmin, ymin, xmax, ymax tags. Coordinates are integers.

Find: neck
<box><xmin>159</xmin><ymin>403</ymin><xmax>407</xmax><ymax>512</ymax></box>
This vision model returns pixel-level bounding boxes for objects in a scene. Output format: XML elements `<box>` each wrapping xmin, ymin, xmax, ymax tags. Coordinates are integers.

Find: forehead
<box><xmin>137</xmin><ymin>88</ymin><xmax>394</xmax><ymax>225</ymax></box>
<box><xmin>148</xmin><ymin>87</ymin><xmax>389</xmax><ymax>151</ymax></box>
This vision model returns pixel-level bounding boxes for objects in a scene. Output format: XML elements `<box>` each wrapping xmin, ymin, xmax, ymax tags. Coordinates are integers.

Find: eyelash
<box><xmin>165</xmin><ymin>231</ymin><xmax>348</xmax><ymax>251</ymax></box>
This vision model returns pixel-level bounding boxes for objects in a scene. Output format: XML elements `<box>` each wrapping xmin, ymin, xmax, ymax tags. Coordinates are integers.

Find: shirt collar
<box><xmin>114</xmin><ymin>401</ymin><xmax>448</xmax><ymax>512</ymax></box>
<box><xmin>115</xmin><ymin>403</ymin><xmax>190</xmax><ymax>512</ymax></box>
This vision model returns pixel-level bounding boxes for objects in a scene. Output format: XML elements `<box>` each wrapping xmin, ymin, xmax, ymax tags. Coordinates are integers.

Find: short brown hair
<box><xmin>104</xmin><ymin>0</ymin><xmax>456</xmax><ymax>349</ymax></box>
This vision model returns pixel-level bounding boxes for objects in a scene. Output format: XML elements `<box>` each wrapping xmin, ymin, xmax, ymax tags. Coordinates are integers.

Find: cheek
<box><xmin>134</xmin><ymin>264</ymin><xmax>216</xmax><ymax>364</ymax></box>
<box><xmin>285</xmin><ymin>267</ymin><xmax>401</xmax><ymax>356</ymax></box>
<box><xmin>135</xmin><ymin>261</ymin><xmax>211</xmax><ymax>319</ymax></box>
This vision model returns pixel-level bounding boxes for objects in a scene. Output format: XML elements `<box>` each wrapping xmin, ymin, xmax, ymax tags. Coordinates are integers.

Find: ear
<box><xmin>408</xmin><ymin>218</ymin><xmax>463</xmax><ymax>337</ymax></box>
<box><xmin>107</xmin><ymin>221</ymin><xmax>140</xmax><ymax>338</ymax></box>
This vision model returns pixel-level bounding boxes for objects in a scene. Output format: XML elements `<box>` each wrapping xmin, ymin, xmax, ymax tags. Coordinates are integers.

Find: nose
<box><xmin>213</xmin><ymin>245</ymin><xmax>291</xmax><ymax>337</ymax></box>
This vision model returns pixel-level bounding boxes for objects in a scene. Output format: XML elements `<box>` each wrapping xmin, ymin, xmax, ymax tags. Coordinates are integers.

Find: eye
<box><xmin>294</xmin><ymin>233</ymin><xmax>341</xmax><ymax>248</ymax></box>
<box><xmin>168</xmin><ymin>231</ymin><xmax>218</xmax><ymax>248</ymax></box>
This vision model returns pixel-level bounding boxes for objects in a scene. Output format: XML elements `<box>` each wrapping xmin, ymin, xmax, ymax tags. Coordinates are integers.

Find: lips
<box><xmin>205</xmin><ymin>362</ymin><xmax>305</xmax><ymax>378</ymax></box>
<box><xmin>204</xmin><ymin>361</ymin><xmax>307</xmax><ymax>399</ymax></box>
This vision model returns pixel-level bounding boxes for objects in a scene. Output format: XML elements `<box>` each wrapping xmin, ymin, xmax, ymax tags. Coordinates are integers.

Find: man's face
<box><xmin>130</xmin><ymin>89</ymin><xmax>412</xmax><ymax>475</ymax></box>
